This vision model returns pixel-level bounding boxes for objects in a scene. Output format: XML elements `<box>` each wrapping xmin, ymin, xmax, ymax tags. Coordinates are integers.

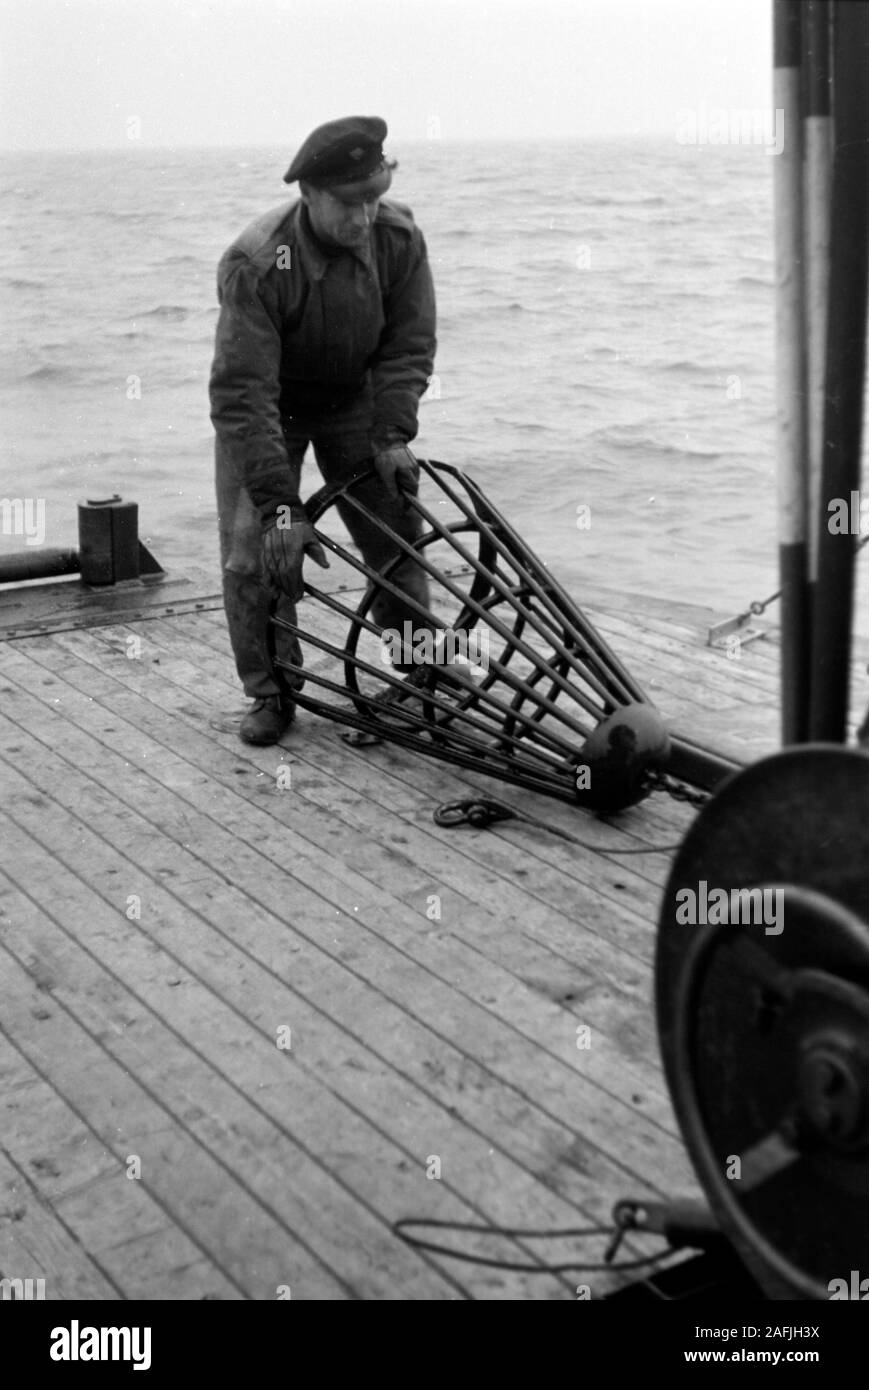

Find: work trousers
<box><xmin>216</xmin><ymin>399</ymin><xmax>430</xmax><ymax>699</ymax></box>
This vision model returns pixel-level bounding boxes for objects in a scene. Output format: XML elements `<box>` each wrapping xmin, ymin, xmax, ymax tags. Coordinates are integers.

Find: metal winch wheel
<box><xmin>656</xmin><ymin>746</ymin><xmax>869</xmax><ymax>1299</ymax></box>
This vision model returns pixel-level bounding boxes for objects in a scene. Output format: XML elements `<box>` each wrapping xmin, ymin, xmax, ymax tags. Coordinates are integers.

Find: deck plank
<box><xmin>0</xmin><ymin>837</ymin><xmax>484</xmax><ymax>1301</ymax></box>
<box><xmin>0</xmin><ymin>784</ymin><xmax>597</xmax><ymax>1302</ymax></box>
<box><xmin>109</xmin><ymin>610</ymin><xmax>676</xmax><ymax>930</ymax></box>
<box><xmin>0</xmin><ymin>678</ymin><xmax>678</xmax><ymax>1295</ymax></box>
<box><xmin>0</xmin><ymin>1129</ymin><xmax>122</xmax><ymax>1301</ymax></box>
<box><xmin>5</xmin><ymin>566</ymin><xmax>842</xmax><ymax>1301</ymax></box>
<box><xmin>0</xmin><ymin>1026</ymin><xmax>243</xmax><ymax>1300</ymax></box>
<box><xmin>35</xmin><ymin>620</ymin><xmax>673</xmax><ymax>1095</ymax></box>
<box><xmin>0</xmin><ymin>647</ymin><xmax>693</xmax><ymax>1197</ymax></box>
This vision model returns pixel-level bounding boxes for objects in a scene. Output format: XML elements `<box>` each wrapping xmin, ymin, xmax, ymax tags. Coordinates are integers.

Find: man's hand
<box><xmin>373</xmin><ymin>444</ymin><xmax>420</xmax><ymax>501</ymax></box>
<box><xmin>261</xmin><ymin>504</ymin><xmax>329</xmax><ymax>600</ymax></box>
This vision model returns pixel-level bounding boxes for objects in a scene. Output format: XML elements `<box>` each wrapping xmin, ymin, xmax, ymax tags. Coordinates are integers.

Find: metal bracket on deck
<box><xmin>707</xmin><ymin>612</ymin><xmax>769</xmax><ymax>651</ymax></box>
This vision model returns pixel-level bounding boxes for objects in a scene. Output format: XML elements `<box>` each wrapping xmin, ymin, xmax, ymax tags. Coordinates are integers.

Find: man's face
<box><xmin>302</xmin><ymin>184</ymin><xmax>381</xmax><ymax>249</ymax></box>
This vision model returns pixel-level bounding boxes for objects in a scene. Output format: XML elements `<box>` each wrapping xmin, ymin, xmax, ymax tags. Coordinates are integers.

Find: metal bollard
<box><xmin>77</xmin><ymin>495</ymin><xmax>141</xmax><ymax>585</ymax></box>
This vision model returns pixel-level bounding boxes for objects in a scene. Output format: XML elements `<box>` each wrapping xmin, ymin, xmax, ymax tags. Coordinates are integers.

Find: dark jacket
<box><xmin>209</xmin><ymin>197</ymin><xmax>436</xmax><ymax>513</ymax></box>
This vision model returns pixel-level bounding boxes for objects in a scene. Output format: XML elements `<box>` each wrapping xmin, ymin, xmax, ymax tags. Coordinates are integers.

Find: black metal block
<box><xmin>78</xmin><ymin>496</ymin><xmax>140</xmax><ymax>586</ymax></box>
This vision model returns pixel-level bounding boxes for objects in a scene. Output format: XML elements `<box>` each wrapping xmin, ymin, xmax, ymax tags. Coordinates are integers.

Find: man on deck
<box><xmin>209</xmin><ymin>115</ymin><xmax>437</xmax><ymax>744</ymax></box>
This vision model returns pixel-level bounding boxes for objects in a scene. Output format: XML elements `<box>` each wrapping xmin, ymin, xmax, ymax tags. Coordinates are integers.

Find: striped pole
<box><xmin>802</xmin><ymin>0</ymin><xmax>832</xmax><ymax>593</ymax></box>
<box><xmin>773</xmin><ymin>0</ymin><xmax>810</xmax><ymax>744</ymax></box>
<box><xmin>808</xmin><ymin>0</ymin><xmax>869</xmax><ymax>741</ymax></box>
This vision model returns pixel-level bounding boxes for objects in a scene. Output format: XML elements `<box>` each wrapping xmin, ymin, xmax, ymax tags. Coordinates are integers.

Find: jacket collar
<box><xmin>292</xmin><ymin>202</ymin><xmax>375</xmax><ymax>279</ymax></box>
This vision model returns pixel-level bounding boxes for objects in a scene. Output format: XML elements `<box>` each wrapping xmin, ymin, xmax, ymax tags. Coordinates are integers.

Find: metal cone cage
<box><xmin>265</xmin><ymin>458</ymin><xmax>674</xmax><ymax>811</ymax></box>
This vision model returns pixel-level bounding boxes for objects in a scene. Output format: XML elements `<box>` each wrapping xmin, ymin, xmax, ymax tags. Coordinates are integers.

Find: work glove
<box><xmin>373</xmin><ymin>444</ymin><xmax>420</xmax><ymax>501</ymax></box>
<box><xmin>261</xmin><ymin>503</ymin><xmax>329</xmax><ymax>601</ymax></box>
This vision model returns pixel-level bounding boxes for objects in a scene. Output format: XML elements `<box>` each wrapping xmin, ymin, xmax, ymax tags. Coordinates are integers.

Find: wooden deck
<box><xmin>0</xmin><ymin>565</ymin><xmax>866</xmax><ymax>1300</ymax></box>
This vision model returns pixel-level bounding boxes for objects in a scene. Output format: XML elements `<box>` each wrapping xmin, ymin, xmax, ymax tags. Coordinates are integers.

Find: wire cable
<box><xmin>393</xmin><ymin>1216</ymin><xmax>674</xmax><ymax>1276</ymax></box>
<box><xmin>433</xmin><ymin>795</ymin><xmax>683</xmax><ymax>853</ymax></box>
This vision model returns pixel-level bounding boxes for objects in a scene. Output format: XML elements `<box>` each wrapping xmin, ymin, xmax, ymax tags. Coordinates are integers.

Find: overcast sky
<box><xmin>0</xmin><ymin>0</ymin><xmax>773</xmax><ymax>149</ymax></box>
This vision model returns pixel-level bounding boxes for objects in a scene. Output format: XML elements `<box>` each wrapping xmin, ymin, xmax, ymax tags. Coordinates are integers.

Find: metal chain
<box><xmin>645</xmin><ymin>768</ymin><xmax>712</xmax><ymax>809</ymax></box>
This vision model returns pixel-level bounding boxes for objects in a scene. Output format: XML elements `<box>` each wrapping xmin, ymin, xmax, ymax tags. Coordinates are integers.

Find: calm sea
<box><xmin>1</xmin><ymin>139</ymin><xmax>865</xmax><ymax>634</ymax></box>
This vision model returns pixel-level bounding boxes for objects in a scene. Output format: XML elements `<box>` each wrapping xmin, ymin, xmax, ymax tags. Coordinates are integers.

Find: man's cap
<box><xmin>283</xmin><ymin>116</ymin><xmax>390</xmax><ymax>190</ymax></box>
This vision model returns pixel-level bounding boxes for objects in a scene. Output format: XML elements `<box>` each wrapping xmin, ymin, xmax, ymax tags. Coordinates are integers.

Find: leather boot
<box><xmin>240</xmin><ymin>696</ymin><xmax>295</xmax><ymax>746</ymax></box>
